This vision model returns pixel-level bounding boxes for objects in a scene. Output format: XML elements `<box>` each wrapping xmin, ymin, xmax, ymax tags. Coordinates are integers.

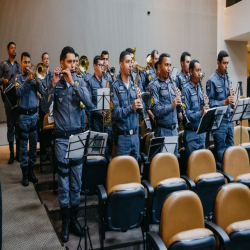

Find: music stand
<box><xmin>93</xmin><ymin>88</ymin><xmax>111</xmax><ymax>132</ymax></box>
<box><xmin>197</xmin><ymin>106</ymin><xmax>227</xmax><ymax>134</ymax></box>
<box><xmin>143</xmin><ymin>136</ymin><xmax>178</xmax><ymax>179</ymax></box>
<box><xmin>231</xmin><ymin>98</ymin><xmax>250</xmax><ymax>145</ymax></box>
<box><xmin>65</xmin><ymin>130</ymin><xmax>108</xmax><ymax>250</ymax></box>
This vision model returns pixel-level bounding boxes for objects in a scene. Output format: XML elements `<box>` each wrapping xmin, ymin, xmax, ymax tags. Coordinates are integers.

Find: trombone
<box><xmin>26</xmin><ymin>63</ymin><xmax>47</xmax><ymax>90</ymax></box>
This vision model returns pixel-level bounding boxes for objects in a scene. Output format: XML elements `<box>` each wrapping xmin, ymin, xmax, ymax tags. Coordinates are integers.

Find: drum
<box><xmin>3</xmin><ymin>83</ymin><xmax>18</xmax><ymax>109</ymax></box>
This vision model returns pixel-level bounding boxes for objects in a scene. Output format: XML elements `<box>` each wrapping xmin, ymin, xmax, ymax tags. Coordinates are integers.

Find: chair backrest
<box><xmin>159</xmin><ymin>190</ymin><xmax>204</xmax><ymax>246</ymax></box>
<box><xmin>43</xmin><ymin>113</ymin><xmax>50</xmax><ymax>128</ymax></box>
<box><xmin>187</xmin><ymin>149</ymin><xmax>216</xmax><ymax>182</ymax></box>
<box><xmin>144</xmin><ymin>132</ymin><xmax>154</xmax><ymax>155</ymax></box>
<box><xmin>213</xmin><ymin>183</ymin><xmax>250</xmax><ymax>231</ymax></box>
<box><xmin>149</xmin><ymin>153</ymin><xmax>180</xmax><ymax>189</ymax></box>
<box><xmin>222</xmin><ymin>146</ymin><xmax>250</xmax><ymax>179</ymax></box>
<box><xmin>106</xmin><ymin>156</ymin><xmax>141</xmax><ymax>193</ymax></box>
<box><xmin>234</xmin><ymin>126</ymin><xmax>249</xmax><ymax>145</ymax></box>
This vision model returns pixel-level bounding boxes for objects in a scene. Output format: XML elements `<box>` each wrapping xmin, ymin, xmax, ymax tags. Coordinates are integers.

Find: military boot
<box><xmin>70</xmin><ymin>204</ymin><xmax>84</xmax><ymax>237</ymax></box>
<box><xmin>8</xmin><ymin>142</ymin><xmax>14</xmax><ymax>164</ymax></box>
<box><xmin>28</xmin><ymin>163</ymin><xmax>38</xmax><ymax>183</ymax></box>
<box><xmin>61</xmin><ymin>207</ymin><xmax>69</xmax><ymax>243</ymax></box>
<box><xmin>21</xmin><ymin>167</ymin><xmax>29</xmax><ymax>187</ymax></box>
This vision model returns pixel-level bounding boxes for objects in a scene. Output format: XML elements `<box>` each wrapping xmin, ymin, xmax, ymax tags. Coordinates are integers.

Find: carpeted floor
<box><xmin>0</xmin><ymin>145</ymin><xmax>65</xmax><ymax>250</ymax></box>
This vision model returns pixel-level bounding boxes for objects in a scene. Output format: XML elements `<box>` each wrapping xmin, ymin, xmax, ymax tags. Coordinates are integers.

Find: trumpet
<box><xmin>26</xmin><ymin>63</ymin><xmax>47</xmax><ymax>90</ymax></box>
<box><xmin>79</xmin><ymin>55</ymin><xmax>89</xmax><ymax>72</ymax></box>
<box><xmin>107</xmin><ymin>66</ymin><xmax>116</xmax><ymax>76</ymax></box>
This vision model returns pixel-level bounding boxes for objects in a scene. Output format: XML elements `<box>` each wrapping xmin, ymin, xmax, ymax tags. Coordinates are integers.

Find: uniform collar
<box><xmin>180</xmin><ymin>71</ymin><xmax>189</xmax><ymax>78</ymax></box>
<box><xmin>7</xmin><ymin>58</ymin><xmax>17</xmax><ymax>65</ymax></box>
<box><xmin>215</xmin><ymin>69</ymin><xmax>225</xmax><ymax>79</ymax></box>
<box><xmin>158</xmin><ymin>76</ymin><xmax>169</xmax><ymax>84</ymax></box>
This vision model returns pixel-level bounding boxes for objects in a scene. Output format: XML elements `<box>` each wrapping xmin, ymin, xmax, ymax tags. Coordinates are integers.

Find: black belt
<box><xmin>55</xmin><ymin>128</ymin><xmax>82</xmax><ymax>139</ymax></box>
<box><xmin>117</xmin><ymin>128</ymin><xmax>137</xmax><ymax>136</ymax></box>
<box><xmin>186</xmin><ymin>127</ymin><xmax>198</xmax><ymax>131</ymax></box>
<box><xmin>156</xmin><ymin>123</ymin><xmax>176</xmax><ymax>130</ymax></box>
<box><xmin>19</xmin><ymin>108</ymin><xmax>37</xmax><ymax>116</ymax></box>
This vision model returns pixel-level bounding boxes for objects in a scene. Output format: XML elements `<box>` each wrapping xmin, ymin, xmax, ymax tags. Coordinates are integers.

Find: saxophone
<box><xmin>103</xmin><ymin>72</ymin><xmax>112</xmax><ymax>127</ymax></box>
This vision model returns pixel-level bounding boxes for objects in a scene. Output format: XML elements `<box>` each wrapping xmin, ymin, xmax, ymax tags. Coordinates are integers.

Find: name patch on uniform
<box><xmin>119</xmin><ymin>90</ymin><xmax>125</xmax><ymax>93</ymax></box>
<box><xmin>56</xmin><ymin>86</ymin><xmax>64</xmax><ymax>89</ymax></box>
<box><xmin>191</xmin><ymin>93</ymin><xmax>196</xmax><ymax>96</ymax></box>
<box><xmin>160</xmin><ymin>86</ymin><xmax>168</xmax><ymax>90</ymax></box>
<box><xmin>119</xmin><ymin>86</ymin><xmax>124</xmax><ymax>90</ymax></box>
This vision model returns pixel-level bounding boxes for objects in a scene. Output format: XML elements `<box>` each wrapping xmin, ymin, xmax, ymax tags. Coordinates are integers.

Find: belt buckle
<box><xmin>26</xmin><ymin>111</ymin><xmax>29</xmax><ymax>115</ymax></box>
<box><xmin>129</xmin><ymin>130</ymin><xmax>133</xmax><ymax>135</ymax></box>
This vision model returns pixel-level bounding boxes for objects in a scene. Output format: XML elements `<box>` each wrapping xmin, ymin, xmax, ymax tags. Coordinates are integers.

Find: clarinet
<box><xmin>169</xmin><ymin>73</ymin><xmax>190</xmax><ymax>127</ymax></box>
<box><xmin>199</xmin><ymin>73</ymin><xmax>208</xmax><ymax>106</ymax></box>
<box><xmin>225</xmin><ymin>70</ymin><xmax>235</xmax><ymax>109</ymax></box>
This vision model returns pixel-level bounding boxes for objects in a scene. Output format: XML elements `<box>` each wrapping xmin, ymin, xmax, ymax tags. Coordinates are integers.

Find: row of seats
<box><xmin>148</xmin><ymin>183</ymin><xmax>250</xmax><ymax>250</ymax></box>
<box><xmin>97</xmin><ymin>146</ymin><xmax>250</xmax><ymax>249</ymax></box>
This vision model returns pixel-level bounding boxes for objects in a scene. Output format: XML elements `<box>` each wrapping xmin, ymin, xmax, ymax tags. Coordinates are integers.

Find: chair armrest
<box><xmin>216</xmin><ymin>170</ymin><xmax>234</xmax><ymax>183</ymax></box>
<box><xmin>147</xmin><ymin>232</ymin><xmax>167</xmax><ymax>250</ymax></box>
<box><xmin>205</xmin><ymin>221</ymin><xmax>230</xmax><ymax>248</ymax></box>
<box><xmin>181</xmin><ymin>175</ymin><xmax>196</xmax><ymax>191</ymax></box>
<box><xmin>140</xmin><ymin>152</ymin><xmax>147</xmax><ymax>162</ymax></box>
<box><xmin>97</xmin><ymin>185</ymin><xmax>107</xmax><ymax>204</ymax></box>
<box><xmin>142</xmin><ymin>180</ymin><xmax>154</xmax><ymax>198</ymax></box>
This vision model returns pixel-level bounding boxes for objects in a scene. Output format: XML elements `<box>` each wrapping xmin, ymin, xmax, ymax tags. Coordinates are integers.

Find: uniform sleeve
<box><xmin>182</xmin><ymin>87</ymin><xmax>202</xmax><ymax>122</ymax></box>
<box><xmin>206</xmin><ymin>79</ymin><xmax>224</xmax><ymax>108</ymax></box>
<box><xmin>150</xmin><ymin>84</ymin><xmax>174</xmax><ymax>117</ymax></box>
<box><xmin>73</xmin><ymin>81</ymin><xmax>95</xmax><ymax>111</ymax></box>
<box><xmin>41</xmin><ymin>81</ymin><xmax>55</xmax><ymax>112</ymax></box>
<box><xmin>111</xmin><ymin>85</ymin><xmax>134</xmax><ymax>119</ymax></box>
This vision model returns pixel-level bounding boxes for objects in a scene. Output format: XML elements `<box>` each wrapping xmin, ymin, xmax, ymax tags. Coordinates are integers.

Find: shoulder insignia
<box><xmin>110</xmin><ymin>91</ymin><xmax>113</xmax><ymax>97</ymax></box>
<box><xmin>148</xmin><ymin>75</ymin><xmax>152</xmax><ymax>81</ymax></box>
<box><xmin>182</xmin><ymin>103</ymin><xmax>186</xmax><ymax>109</ymax></box>
<box><xmin>183</xmin><ymin>79</ymin><xmax>186</xmax><ymax>82</ymax></box>
<box><xmin>151</xmin><ymin>97</ymin><xmax>154</xmax><ymax>106</ymax></box>
<box><xmin>182</xmin><ymin>96</ymin><xmax>185</xmax><ymax>99</ymax></box>
<box><xmin>77</xmin><ymin>81</ymin><xmax>80</xmax><ymax>86</ymax></box>
<box><xmin>15</xmin><ymin>82</ymin><xmax>19</xmax><ymax>87</ymax></box>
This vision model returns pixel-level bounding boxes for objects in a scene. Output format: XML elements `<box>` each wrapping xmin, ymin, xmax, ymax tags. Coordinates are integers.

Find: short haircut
<box><xmin>151</xmin><ymin>49</ymin><xmax>159</xmax><ymax>60</ymax></box>
<box><xmin>146</xmin><ymin>53</ymin><xmax>150</xmax><ymax>58</ymax></box>
<box><xmin>7</xmin><ymin>42</ymin><xmax>16</xmax><ymax>50</ymax></box>
<box><xmin>120</xmin><ymin>50</ymin><xmax>131</xmax><ymax>63</ymax></box>
<box><xmin>60</xmin><ymin>46</ymin><xmax>75</xmax><ymax>61</ymax></box>
<box><xmin>217</xmin><ymin>50</ymin><xmax>229</xmax><ymax>63</ymax></box>
<box><xmin>180</xmin><ymin>51</ymin><xmax>191</xmax><ymax>63</ymax></box>
<box><xmin>101</xmin><ymin>50</ymin><xmax>109</xmax><ymax>56</ymax></box>
<box><xmin>126</xmin><ymin>48</ymin><xmax>134</xmax><ymax>54</ymax></box>
<box><xmin>21</xmin><ymin>52</ymin><xmax>30</xmax><ymax>62</ymax></box>
<box><xmin>155</xmin><ymin>61</ymin><xmax>160</xmax><ymax>70</ymax></box>
<box><xmin>41</xmin><ymin>52</ymin><xmax>49</xmax><ymax>60</ymax></box>
<box><xmin>189</xmin><ymin>59</ymin><xmax>200</xmax><ymax>71</ymax></box>
<box><xmin>93</xmin><ymin>55</ymin><xmax>103</xmax><ymax>65</ymax></box>
<box><xmin>158</xmin><ymin>53</ymin><xmax>170</xmax><ymax>65</ymax></box>
<box><xmin>75</xmin><ymin>53</ymin><xmax>79</xmax><ymax>58</ymax></box>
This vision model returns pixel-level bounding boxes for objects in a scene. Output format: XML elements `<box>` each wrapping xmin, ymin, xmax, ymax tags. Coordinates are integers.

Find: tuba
<box><xmin>79</xmin><ymin>55</ymin><xmax>89</xmax><ymax>72</ymax></box>
<box><xmin>103</xmin><ymin>72</ymin><xmax>112</xmax><ymax>127</ymax></box>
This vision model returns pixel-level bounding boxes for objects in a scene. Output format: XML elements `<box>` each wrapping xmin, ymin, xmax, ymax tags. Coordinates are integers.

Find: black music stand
<box><xmin>143</xmin><ymin>136</ymin><xmax>178</xmax><ymax>180</ymax></box>
<box><xmin>231</xmin><ymin>98</ymin><xmax>250</xmax><ymax>145</ymax></box>
<box><xmin>196</xmin><ymin>106</ymin><xmax>227</xmax><ymax>134</ymax></box>
<box><xmin>65</xmin><ymin>130</ymin><xmax>107</xmax><ymax>250</ymax></box>
<box><xmin>93</xmin><ymin>88</ymin><xmax>111</xmax><ymax>132</ymax></box>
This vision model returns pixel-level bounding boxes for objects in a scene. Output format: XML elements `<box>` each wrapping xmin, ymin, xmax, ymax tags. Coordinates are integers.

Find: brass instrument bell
<box><xmin>79</xmin><ymin>55</ymin><xmax>89</xmax><ymax>72</ymax></box>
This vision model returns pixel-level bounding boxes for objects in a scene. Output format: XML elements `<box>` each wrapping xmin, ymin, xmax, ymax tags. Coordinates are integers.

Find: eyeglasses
<box><xmin>97</xmin><ymin>64</ymin><xmax>104</xmax><ymax>67</ymax></box>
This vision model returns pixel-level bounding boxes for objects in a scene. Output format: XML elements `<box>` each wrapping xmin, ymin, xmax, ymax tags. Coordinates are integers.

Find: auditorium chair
<box><xmin>147</xmin><ymin>190</ymin><xmax>216</xmax><ymax>250</ymax></box>
<box><xmin>185</xmin><ymin>149</ymin><xmax>225</xmax><ymax>217</ymax></box>
<box><xmin>222</xmin><ymin>146</ymin><xmax>250</xmax><ymax>188</ymax></box>
<box><xmin>97</xmin><ymin>156</ymin><xmax>146</xmax><ymax>249</ymax></box>
<box><xmin>81</xmin><ymin>155</ymin><xmax>107</xmax><ymax>195</ymax></box>
<box><xmin>234</xmin><ymin>126</ymin><xmax>249</xmax><ymax>145</ymax></box>
<box><xmin>142</xmin><ymin>153</ymin><xmax>187</xmax><ymax>228</ymax></box>
<box><xmin>209</xmin><ymin>183</ymin><xmax>250</xmax><ymax>250</ymax></box>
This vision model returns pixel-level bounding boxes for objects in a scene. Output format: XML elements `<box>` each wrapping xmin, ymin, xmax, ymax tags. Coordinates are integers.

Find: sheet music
<box><xmin>162</xmin><ymin>136</ymin><xmax>178</xmax><ymax>154</ymax></box>
<box><xmin>65</xmin><ymin>131</ymin><xmax>88</xmax><ymax>159</ymax></box>
<box><xmin>211</xmin><ymin>106</ymin><xmax>227</xmax><ymax>130</ymax></box>
<box><xmin>231</xmin><ymin>98</ymin><xmax>250</xmax><ymax>121</ymax></box>
<box><xmin>48</xmin><ymin>101</ymin><xmax>54</xmax><ymax>124</ymax></box>
<box><xmin>87</xmin><ymin>131</ymin><xmax>108</xmax><ymax>155</ymax></box>
<box><xmin>97</xmin><ymin>88</ymin><xmax>110</xmax><ymax>110</ymax></box>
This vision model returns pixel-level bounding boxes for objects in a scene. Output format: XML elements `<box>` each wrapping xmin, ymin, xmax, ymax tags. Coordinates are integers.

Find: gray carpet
<box><xmin>0</xmin><ymin>145</ymin><xmax>65</xmax><ymax>250</ymax></box>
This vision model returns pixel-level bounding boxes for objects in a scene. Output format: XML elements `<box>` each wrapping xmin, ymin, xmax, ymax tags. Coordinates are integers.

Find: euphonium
<box><xmin>27</xmin><ymin>63</ymin><xmax>47</xmax><ymax>89</ymax></box>
<box><xmin>103</xmin><ymin>72</ymin><xmax>112</xmax><ymax>127</ymax></box>
<box><xmin>79</xmin><ymin>55</ymin><xmax>89</xmax><ymax>72</ymax></box>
